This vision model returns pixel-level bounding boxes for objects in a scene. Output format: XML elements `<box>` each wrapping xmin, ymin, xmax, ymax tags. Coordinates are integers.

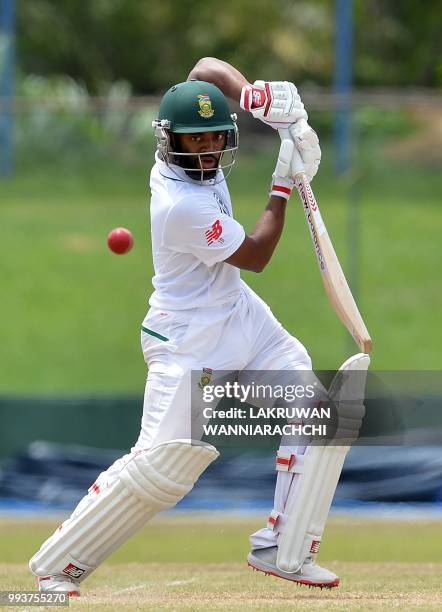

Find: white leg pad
<box><xmin>276</xmin><ymin>353</ymin><xmax>370</xmax><ymax>573</ymax></box>
<box><xmin>29</xmin><ymin>439</ymin><xmax>218</xmax><ymax>581</ymax></box>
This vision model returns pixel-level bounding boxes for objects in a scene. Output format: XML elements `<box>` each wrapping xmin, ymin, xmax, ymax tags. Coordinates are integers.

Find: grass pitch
<box><xmin>1</xmin><ymin>515</ymin><xmax>441</xmax><ymax>610</ymax></box>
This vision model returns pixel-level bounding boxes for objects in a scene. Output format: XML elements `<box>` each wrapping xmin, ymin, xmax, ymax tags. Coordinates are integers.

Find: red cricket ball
<box><xmin>107</xmin><ymin>227</ymin><xmax>134</xmax><ymax>255</ymax></box>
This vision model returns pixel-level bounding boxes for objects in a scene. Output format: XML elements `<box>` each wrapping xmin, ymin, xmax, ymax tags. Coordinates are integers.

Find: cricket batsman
<box><xmin>29</xmin><ymin>58</ymin><xmax>369</xmax><ymax>595</ymax></box>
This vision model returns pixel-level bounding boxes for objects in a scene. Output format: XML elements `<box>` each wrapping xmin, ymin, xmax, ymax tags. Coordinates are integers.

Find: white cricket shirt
<box><xmin>148</xmin><ymin>153</ymin><xmax>246</xmax><ymax>310</ymax></box>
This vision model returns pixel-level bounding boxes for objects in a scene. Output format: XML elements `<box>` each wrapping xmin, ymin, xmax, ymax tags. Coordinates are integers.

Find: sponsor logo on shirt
<box><xmin>213</xmin><ymin>192</ymin><xmax>230</xmax><ymax>216</ymax></box>
<box><xmin>205</xmin><ymin>219</ymin><xmax>224</xmax><ymax>245</ymax></box>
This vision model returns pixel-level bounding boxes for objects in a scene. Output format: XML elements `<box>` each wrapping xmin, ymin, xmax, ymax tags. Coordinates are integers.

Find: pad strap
<box><xmin>275</xmin><ymin>450</ymin><xmax>305</xmax><ymax>474</ymax></box>
<box><xmin>267</xmin><ymin>509</ymin><xmax>289</xmax><ymax>533</ymax></box>
<box><xmin>268</xmin><ymin>508</ymin><xmax>323</xmax><ymax>560</ymax></box>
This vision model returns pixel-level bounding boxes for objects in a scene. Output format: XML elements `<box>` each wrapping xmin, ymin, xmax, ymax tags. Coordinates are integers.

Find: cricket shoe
<box><xmin>37</xmin><ymin>575</ymin><xmax>80</xmax><ymax>596</ymax></box>
<box><xmin>247</xmin><ymin>546</ymin><xmax>339</xmax><ymax>588</ymax></box>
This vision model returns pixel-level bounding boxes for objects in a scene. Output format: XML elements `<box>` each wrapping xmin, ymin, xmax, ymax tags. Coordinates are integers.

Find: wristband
<box><xmin>270</xmin><ymin>175</ymin><xmax>293</xmax><ymax>200</ymax></box>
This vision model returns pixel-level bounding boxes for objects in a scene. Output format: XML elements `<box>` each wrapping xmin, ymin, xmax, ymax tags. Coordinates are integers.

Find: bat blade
<box><xmin>294</xmin><ymin>173</ymin><xmax>372</xmax><ymax>353</ymax></box>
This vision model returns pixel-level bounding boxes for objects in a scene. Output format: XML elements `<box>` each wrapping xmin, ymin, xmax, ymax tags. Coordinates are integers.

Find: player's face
<box><xmin>175</xmin><ymin>131</ymin><xmax>227</xmax><ymax>170</ymax></box>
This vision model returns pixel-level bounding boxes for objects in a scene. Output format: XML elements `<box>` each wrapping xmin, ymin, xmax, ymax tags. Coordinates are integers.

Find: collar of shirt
<box><xmin>155</xmin><ymin>151</ymin><xmax>224</xmax><ymax>186</ymax></box>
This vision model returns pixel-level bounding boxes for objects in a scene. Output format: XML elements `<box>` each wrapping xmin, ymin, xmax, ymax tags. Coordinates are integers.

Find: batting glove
<box><xmin>280</xmin><ymin>120</ymin><xmax>321</xmax><ymax>182</ymax></box>
<box><xmin>270</xmin><ymin>138</ymin><xmax>296</xmax><ymax>200</ymax></box>
<box><xmin>240</xmin><ymin>80</ymin><xmax>308</xmax><ymax>128</ymax></box>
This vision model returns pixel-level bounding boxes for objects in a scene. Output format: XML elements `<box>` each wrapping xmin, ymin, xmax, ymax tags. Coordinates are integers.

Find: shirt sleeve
<box><xmin>163</xmin><ymin>195</ymin><xmax>246</xmax><ymax>267</ymax></box>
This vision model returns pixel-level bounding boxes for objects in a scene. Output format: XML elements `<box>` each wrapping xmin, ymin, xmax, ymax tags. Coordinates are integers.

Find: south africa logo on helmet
<box><xmin>197</xmin><ymin>94</ymin><xmax>214</xmax><ymax>118</ymax></box>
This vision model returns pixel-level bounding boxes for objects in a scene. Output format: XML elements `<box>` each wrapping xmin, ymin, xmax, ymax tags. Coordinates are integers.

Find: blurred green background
<box><xmin>1</xmin><ymin>0</ymin><xmax>441</xmax><ymax>393</ymax></box>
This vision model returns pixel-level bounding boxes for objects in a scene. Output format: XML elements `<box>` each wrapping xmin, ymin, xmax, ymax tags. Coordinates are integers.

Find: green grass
<box><xmin>1</xmin><ymin>516</ymin><xmax>441</xmax><ymax>610</ymax></box>
<box><xmin>1</xmin><ymin>134</ymin><xmax>442</xmax><ymax>392</ymax></box>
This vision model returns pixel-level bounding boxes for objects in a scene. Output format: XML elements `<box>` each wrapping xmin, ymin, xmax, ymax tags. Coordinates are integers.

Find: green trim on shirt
<box><xmin>141</xmin><ymin>326</ymin><xmax>169</xmax><ymax>342</ymax></box>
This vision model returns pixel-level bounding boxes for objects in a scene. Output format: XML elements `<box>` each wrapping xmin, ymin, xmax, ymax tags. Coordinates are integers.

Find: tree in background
<box><xmin>16</xmin><ymin>0</ymin><xmax>442</xmax><ymax>92</ymax></box>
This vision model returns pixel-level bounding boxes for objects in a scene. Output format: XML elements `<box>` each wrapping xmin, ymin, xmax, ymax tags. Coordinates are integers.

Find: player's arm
<box><xmin>225</xmin><ymin>138</ymin><xmax>296</xmax><ymax>273</ymax></box>
<box><xmin>225</xmin><ymin>197</ymin><xmax>287</xmax><ymax>273</ymax></box>
<box><xmin>188</xmin><ymin>57</ymin><xmax>248</xmax><ymax>102</ymax></box>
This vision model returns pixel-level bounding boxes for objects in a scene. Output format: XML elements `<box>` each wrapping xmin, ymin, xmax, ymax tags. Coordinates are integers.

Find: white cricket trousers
<box><xmin>134</xmin><ymin>281</ymin><xmax>313</xmax><ymax>549</ymax></box>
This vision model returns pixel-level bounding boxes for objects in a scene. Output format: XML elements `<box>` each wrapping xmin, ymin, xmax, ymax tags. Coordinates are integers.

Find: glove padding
<box><xmin>279</xmin><ymin>119</ymin><xmax>321</xmax><ymax>182</ymax></box>
<box><xmin>240</xmin><ymin>80</ymin><xmax>307</xmax><ymax>128</ymax></box>
<box><xmin>270</xmin><ymin>138</ymin><xmax>296</xmax><ymax>200</ymax></box>
<box><xmin>271</xmin><ymin>120</ymin><xmax>321</xmax><ymax>198</ymax></box>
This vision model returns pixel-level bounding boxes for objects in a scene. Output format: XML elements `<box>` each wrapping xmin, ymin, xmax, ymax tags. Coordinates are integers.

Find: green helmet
<box><xmin>159</xmin><ymin>80</ymin><xmax>236</xmax><ymax>132</ymax></box>
<box><xmin>153</xmin><ymin>79</ymin><xmax>238</xmax><ymax>182</ymax></box>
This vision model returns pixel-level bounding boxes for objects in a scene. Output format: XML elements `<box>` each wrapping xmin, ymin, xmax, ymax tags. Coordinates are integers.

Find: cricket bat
<box><xmin>287</xmin><ymin>141</ymin><xmax>372</xmax><ymax>353</ymax></box>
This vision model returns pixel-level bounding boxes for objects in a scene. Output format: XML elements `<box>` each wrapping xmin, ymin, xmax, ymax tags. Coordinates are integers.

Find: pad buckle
<box><xmin>276</xmin><ymin>451</ymin><xmax>296</xmax><ymax>471</ymax></box>
<box><xmin>267</xmin><ymin>509</ymin><xmax>281</xmax><ymax>531</ymax></box>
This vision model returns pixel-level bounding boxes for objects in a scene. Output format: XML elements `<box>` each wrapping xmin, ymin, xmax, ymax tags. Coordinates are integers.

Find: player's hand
<box><xmin>280</xmin><ymin>119</ymin><xmax>321</xmax><ymax>182</ymax></box>
<box><xmin>240</xmin><ymin>80</ymin><xmax>308</xmax><ymax>128</ymax></box>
